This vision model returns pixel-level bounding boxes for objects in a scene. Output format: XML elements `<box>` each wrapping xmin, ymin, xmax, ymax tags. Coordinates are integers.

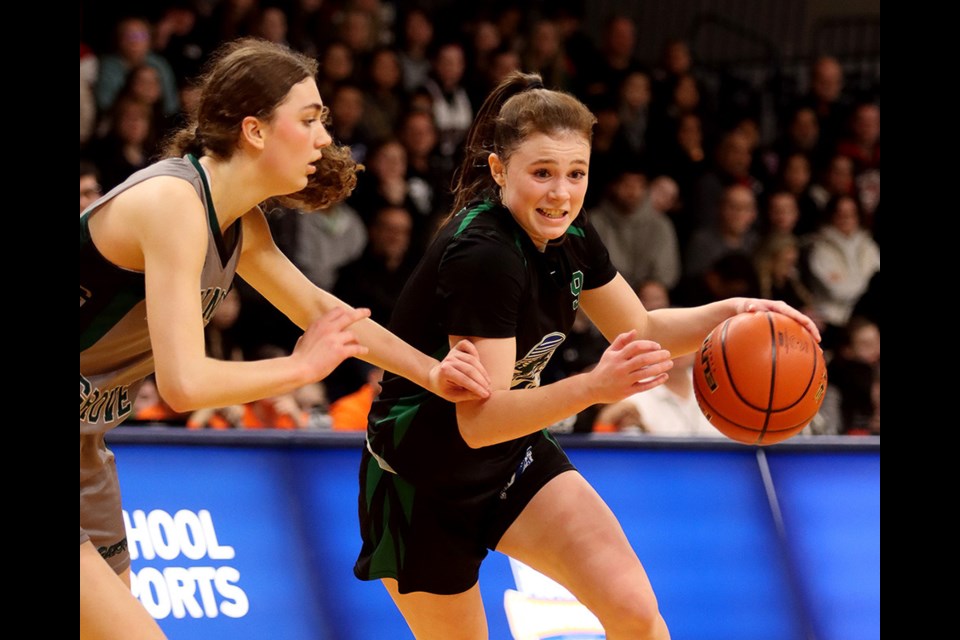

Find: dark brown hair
<box><xmin>164</xmin><ymin>38</ymin><xmax>360</xmax><ymax>211</ymax></box>
<box><xmin>448</xmin><ymin>71</ymin><xmax>597</xmax><ymax>219</ymax></box>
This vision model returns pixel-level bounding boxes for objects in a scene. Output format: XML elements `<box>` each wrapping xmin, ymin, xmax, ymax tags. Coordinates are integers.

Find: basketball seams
<box><xmin>719</xmin><ymin>314</ymin><xmax>775</xmax><ymax>413</ymax></box>
<box><xmin>694</xmin><ymin>312</ymin><xmax>827</xmax><ymax>445</ymax></box>
<box><xmin>759</xmin><ymin>312</ymin><xmax>777</xmax><ymax>441</ymax></box>
<box><xmin>693</xmin><ymin>382</ymin><xmax>763</xmax><ymax>444</ymax></box>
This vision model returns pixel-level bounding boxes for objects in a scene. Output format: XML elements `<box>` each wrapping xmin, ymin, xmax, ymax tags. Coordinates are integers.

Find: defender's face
<box><xmin>257</xmin><ymin>79</ymin><xmax>333</xmax><ymax>194</ymax></box>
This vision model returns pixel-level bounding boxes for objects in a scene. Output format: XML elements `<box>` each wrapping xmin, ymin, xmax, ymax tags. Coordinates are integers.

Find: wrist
<box><xmin>571</xmin><ymin>370</ymin><xmax>602</xmax><ymax>406</ymax></box>
<box><xmin>286</xmin><ymin>353</ymin><xmax>316</xmax><ymax>389</ymax></box>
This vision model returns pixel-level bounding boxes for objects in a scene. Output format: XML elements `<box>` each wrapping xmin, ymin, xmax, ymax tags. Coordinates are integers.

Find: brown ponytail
<box><xmin>161</xmin><ymin>37</ymin><xmax>362</xmax><ymax>211</ymax></box>
<box><xmin>446</xmin><ymin>71</ymin><xmax>597</xmax><ymax>225</ymax></box>
<box><xmin>448</xmin><ymin>72</ymin><xmax>544</xmax><ymax>219</ymax></box>
<box><xmin>163</xmin><ymin>38</ymin><xmax>319</xmax><ymax>160</ymax></box>
<box><xmin>270</xmin><ymin>143</ymin><xmax>363</xmax><ymax>212</ymax></box>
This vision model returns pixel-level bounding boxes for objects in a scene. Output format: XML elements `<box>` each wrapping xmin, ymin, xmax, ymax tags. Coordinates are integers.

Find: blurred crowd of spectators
<box><xmin>81</xmin><ymin>0</ymin><xmax>879</xmax><ymax>437</ymax></box>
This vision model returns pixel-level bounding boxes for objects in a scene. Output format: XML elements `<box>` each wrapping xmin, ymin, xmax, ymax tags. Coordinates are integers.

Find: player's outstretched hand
<box><xmin>429</xmin><ymin>339</ymin><xmax>492</xmax><ymax>402</ymax></box>
<box><xmin>733</xmin><ymin>298</ymin><xmax>821</xmax><ymax>343</ymax></box>
<box><xmin>293</xmin><ymin>307</ymin><xmax>371</xmax><ymax>381</ymax></box>
<box><xmin>586</xmin><ymin>331</ymin><xmax>673</xmax><ymax>405</ymax></box>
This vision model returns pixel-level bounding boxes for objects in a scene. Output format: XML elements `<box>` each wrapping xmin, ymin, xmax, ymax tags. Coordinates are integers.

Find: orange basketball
<box><xmin>693</xmin><ymin>311</ymin><xmax>827</xmax><ymax>446</ymax></box>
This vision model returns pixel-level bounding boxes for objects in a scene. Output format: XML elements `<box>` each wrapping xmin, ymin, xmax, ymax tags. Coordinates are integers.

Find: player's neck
<box><xmin>198</xmin><ymin>155</ymin><xmax>274</xmax><ymax>226</ymax></box>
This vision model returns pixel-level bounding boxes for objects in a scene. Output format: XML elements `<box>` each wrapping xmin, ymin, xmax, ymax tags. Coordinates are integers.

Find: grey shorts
<box><xmin>80</xmin><ymin>433</ymin><xmax>130</xmax><ymax>574</ymax></box>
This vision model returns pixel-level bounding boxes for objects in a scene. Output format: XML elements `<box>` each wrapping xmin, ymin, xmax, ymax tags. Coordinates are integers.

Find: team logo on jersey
<box><xmin>200</xmin><ymin>287</ymin><xmax>229</xmax><ymax>324</ymax></box>
<box><xmin>512</xmin><ymin>332</ymin><xmax>566</xmax><ymax>389</ymax></box>
<box><xmin>570</xmin><ymin>270</ymin><xmax>583</xmax><ymax>310</ymax></box>
<box><xmin>80</xmin><ymin>374</ymin><xmax>133</xmax><ymax>424</ymax></box>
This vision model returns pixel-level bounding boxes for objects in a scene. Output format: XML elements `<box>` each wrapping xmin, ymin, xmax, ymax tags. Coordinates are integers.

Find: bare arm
<box><xmin>236</xmin><ymin>208</ymin><xmax>490</xmax><ymax>401</ymax></box>
<box><xmin>452</xmin><ymin>265</ymin><xmax>819</xmax><ymax>448</ymax></box>
<box><xmin>581</xmin><ymin>273</ymin><xmax>821</xmax><ymax>357</ymax></box>
<box><xmin>123</xmin><ymin>184</ymin><xmax>368</xmax><ymax>412</ymax></box>
<box><xmin>454</xmin><ymin>332</ymin><xmax>672</xmax><ymax>448</ymax></box>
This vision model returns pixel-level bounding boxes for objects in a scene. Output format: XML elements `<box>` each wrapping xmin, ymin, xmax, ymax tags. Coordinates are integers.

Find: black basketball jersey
<box><xmin>366</xmin><ymin>200</ymin><xmax>616</xmax><ymax>491</ymax></box>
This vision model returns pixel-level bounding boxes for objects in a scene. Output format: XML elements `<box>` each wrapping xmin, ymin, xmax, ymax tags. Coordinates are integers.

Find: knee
<box><xmin>598</xmin><ymin>589</ymin><xmax>667</xmax><ymax>639</ymax></box>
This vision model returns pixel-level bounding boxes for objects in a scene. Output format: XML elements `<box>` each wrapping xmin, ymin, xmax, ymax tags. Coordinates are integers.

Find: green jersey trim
<box><xmin>362</xmin><ymin>455</ymin><xmax>417</xmax><ymax>578</ymax></box>
<box><xmin>186</xmin><ymin>154</ymin><xmax>235</xmax><ymax>267</ymax></box>
<box><xmin>79</xmin><ymin>216</ymin><xmax>146</xmax><ymax>351</ymax></box>
<box><xmin>454</xmin><ymin>201</ymin><xmax>495</xmax><ymax>237</ymax></box>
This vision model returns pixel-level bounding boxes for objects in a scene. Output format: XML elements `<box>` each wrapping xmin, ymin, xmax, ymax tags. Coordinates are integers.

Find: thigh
<box><xmin>80</xmin><ymin>541</ymin><xmax>167</xmax><ymax>640</ymax></box>
<box><xmin>495</xmin><ymin>470</ymin><xmax>659</xmax><ymax>615</ymax></box>
<box><xmin>381</xmin><ymin>578</ymin><xmax>488</xmax><ymax>640</ymax></box>
<box><xmin>80</xmin><ymin>434</ymin><xmax>130</xmax><ymax>574</ymax></box>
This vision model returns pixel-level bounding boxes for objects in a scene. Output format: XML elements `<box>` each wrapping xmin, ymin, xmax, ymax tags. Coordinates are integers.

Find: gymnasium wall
<box><xmin>107</xmin><ymin>429</ymin><xmax>879</xmax><ymax>640</ymax></box>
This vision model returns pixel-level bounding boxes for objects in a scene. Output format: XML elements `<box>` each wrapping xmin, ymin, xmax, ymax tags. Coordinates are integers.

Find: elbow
<box><xmin>456</xmin><ymin>397</ymin><xmax>504</xmax><ymax>449</ymax></box>
<box><xmin>457</xmin><ymin>419</ymin><xmax>490</xmax><ymax>449</ymax></box>
<box><xmin>155</xmin><ymin>374</ymin><xmax>202</xmax><ymax>413</ymax></box>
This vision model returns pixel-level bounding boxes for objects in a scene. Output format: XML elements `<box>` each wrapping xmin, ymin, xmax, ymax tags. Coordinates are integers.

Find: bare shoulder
<box><xmin>113</xmin><ymin>176</ymin><xmax>205</xmax><ymax>227</ymax></box>
<box><xmin>89</xmin><ymin>176</ymin><xmax>207</xmax><ymax>270</ymax></box>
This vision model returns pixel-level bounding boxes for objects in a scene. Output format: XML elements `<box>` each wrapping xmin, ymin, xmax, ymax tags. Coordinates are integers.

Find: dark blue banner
<box><xmin>107</xmin><ymin>432</ymin><xmax>878</xmax><ymax>640</ymax></box>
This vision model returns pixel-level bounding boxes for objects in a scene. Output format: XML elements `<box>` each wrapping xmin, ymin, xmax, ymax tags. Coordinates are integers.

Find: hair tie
<box><xmin>525</xmin><ymin>79</ymin><xmax>544</xmax><ymax>91</ymax></box>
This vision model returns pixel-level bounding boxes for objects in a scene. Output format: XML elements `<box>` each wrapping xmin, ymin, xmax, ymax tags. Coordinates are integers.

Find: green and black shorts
<box><xmin>354</xmin><ymin>432</ymin><xmax>575</xmax><ymax>595</ymax></box>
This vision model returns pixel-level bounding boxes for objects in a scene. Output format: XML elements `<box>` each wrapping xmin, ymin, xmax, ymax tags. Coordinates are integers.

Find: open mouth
<box><xmin>537</xmin><ymin>208</ymin><xmax>567</xmax><ymax>220</ymax></box>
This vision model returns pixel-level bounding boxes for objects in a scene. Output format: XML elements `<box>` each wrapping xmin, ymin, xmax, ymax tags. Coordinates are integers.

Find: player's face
<box><xmin>491</xmin><ymin>131</ymin><xmax>590</xmax><ymax>250</ymax></box>
<box><xmin>260</xmin><ymin>78</ymin><xmax>333</xmax><ymax>194</ymax></box>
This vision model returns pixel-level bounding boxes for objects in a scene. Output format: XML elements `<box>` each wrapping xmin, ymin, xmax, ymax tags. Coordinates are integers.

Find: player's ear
<box><xmin>488</xmin><ymin>153</ymin><xmax>506</xmax><ymax>187</ymax></box>
<box><xmin>240</xmin><ymin>116</ymin><xmax>267</xmax><ymax>151</ymax></box>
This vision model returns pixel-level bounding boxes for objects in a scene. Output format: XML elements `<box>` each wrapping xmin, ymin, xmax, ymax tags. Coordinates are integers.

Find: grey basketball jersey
<box><xmin>80</xmin><ymin>155</ymin><xmax>243</xmax><ymax>434</ymax></box>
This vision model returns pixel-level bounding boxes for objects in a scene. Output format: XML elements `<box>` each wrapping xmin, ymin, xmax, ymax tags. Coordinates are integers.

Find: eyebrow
<box><xmin>301</xmin><ymin>103</ymin><xmax>326</xmax><ymax>113</ymax></box>
<box><xmin>530</xmin><ymin>158</ymin><xmax>589</xmax><ymax>166</ymax></box>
